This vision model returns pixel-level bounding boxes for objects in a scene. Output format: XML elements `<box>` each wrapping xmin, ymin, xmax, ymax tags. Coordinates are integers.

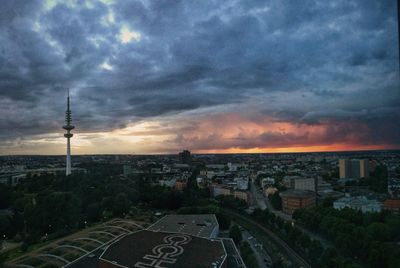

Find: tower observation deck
<box><xmin>62</xmin><ymin>90</ymin><xmax>74</xmax><ymax>176</ymax></box>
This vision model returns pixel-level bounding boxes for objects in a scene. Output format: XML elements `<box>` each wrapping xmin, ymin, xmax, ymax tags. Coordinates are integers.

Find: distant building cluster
<box><xmin>194</xmin><ymin>161</ymin><xmax>250</xmax><ymax>205</ymax></box>
<box><xmin>2</xmin><ymin>150</ymin><xmax>400</xmax><ymax>231</ymax></box>
<box><xmin>0</xmin><ymin>164</ymin><xmax>86</xmax><ymax>186</ymax></box>
<box><xmin>383</xmin><ymin>166</ymin><xmax>400</xmax><ymax>213</ymax></box>
<box><xmin>123</xmin><ymin>160</ymin><xmax>192</xmax><ymax>192</ymax></box>
<box><xmin>388</xmin><ymin>177</ymin><xmax>400</xmax><ymax>199</ymax></box>
<box><xmin>210</xmin><ymin>176</ymin><xmax>250</xmax><ymax>203</ymax></box>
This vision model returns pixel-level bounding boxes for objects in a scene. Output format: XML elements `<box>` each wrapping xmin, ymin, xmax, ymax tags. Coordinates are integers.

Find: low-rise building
<box><xmin>261</xmin><ymin>177</ymin><xmax>275</xmax><ymax>188</ymax></box>
<box><xmin>211</xmin><ymin>184</ymin><xmax>249</xmax><ymax>204</ymax></box>
<box><xmin>388</xmin><ymin>178</ymin><xmax>400</xmax><ymax>199</ymax></box>
<box><xmin>147</xmin><ymin>214</ymin><xmax>219</xmax><ymax>238</ymax></box>
<box><xmin>234</xmin><ymin>177</ymin><xmax>248</xmax><ymax>191</ymax></box>
<box><xmin>159</xmin><ymin>177</ymin><xmax>176</xmax><ymax>188</ymax></box>
<box><xmin>382</xmin><ymin>199</ymin><xmax>400</xmax><ymax>213</ymax></box>
<box><xmin>264</xmin><ymin>187</ymin><xmax>278</xmax><ymax>197</ymax></box>
<box><xmin>196</xmin><ymin>176</ymin><xmax>210</xmax><ymax>189</ymax></box>
<box><xmin>98</xmin><ymin>230</ymin><xmax>226</xmax><ymax>268</ymax></box>
<box><xmin>294</xmin><ymin>178</ymin><xmax>316</xmax><ymax>192</ymax></box>
<box><xmin>175</xmin><ymin>179</ymin><xmax>187</xmax><ymax>191</ymax></box>
<box><xmin>280</xmin><ymin>189</ymin><xmax>316</xmax><ymax>214</ymax></box>
<box><xmin>211</xmin><ymin>184</ymin><xmax>232</xmax><ymax>197</ymax></box>
<box><xmin>333</xmin><ymin>196</ymin><xmax>381</xmax><ymax>213</ymax></box>
<box><xmin>283</xmin><ymin>176</ymin><xmax>302</xmax><ymax>188</ymax></box>
<box><xmin>233</xmin><ymin>190</ymin><xmax>249</xmax><ymax>203</ymax></box>
<box><xmin>317</xmin><ymin>177</ymin><xmax>333</xmax><ymax>193</ymax></box>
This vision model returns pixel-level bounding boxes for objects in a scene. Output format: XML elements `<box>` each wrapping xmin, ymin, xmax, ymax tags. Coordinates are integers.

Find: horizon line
<box><xmin>0</xmin><ymin>148</ymin><xmax>399</xmax><ymax>157</ymax></box>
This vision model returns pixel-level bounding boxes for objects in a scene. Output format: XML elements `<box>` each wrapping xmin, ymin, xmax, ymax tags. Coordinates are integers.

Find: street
<box><xmin>249</xmin><ymin>181</ymin><xmax>333</xmax><ymax>249</ymax></box>
<box><xmin>249</xmin><ymin>181</ymin><xmax>267</xmax><ymax>210</ymax></box>
<box><xmin>241</xmin><ymin>229</ymin><xmax>272</xmax><ymax>268</ymax></box>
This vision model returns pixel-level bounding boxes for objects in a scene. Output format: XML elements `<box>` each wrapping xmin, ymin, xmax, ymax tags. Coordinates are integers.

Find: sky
<box><xmin>0</xmin><ymin>0</ymin><xmax>399</xmax><ymax>155</ymax></box>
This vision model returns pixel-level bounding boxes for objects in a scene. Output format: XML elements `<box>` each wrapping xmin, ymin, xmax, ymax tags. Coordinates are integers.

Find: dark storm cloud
<box><xmin>0</xmin><ymin>0</ymin><xmax>398</xmax><ymax>152</ymax></box>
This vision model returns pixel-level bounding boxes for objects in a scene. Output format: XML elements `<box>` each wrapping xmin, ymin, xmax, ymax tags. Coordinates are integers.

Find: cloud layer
<box><xmin>0</xmin><ymin>0</ymin><xmax>398</xmax><ymax>154</ymax></box>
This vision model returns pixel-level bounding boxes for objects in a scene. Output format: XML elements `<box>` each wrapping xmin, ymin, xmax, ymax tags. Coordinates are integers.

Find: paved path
<box><xmin>1</xmin><ymin>241</ymin><xmax>22</xmax><ymax>253</ymax></box>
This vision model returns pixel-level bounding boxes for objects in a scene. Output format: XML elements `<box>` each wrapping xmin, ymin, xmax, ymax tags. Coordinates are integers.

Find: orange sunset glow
<box><xmin>0</xmin><ymin>0</ymin><xmax>398</xmax><ymax>155</ymax></box>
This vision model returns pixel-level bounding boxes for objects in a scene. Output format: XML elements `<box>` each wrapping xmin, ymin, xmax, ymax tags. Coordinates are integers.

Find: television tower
<box><xmin>63</xmin><ymin>90</ymin><xmax>75</xmax><ymax>176</ymax></box>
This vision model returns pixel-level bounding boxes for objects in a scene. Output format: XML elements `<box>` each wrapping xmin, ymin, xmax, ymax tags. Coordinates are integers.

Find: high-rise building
<box><xmin>350</xmin><ymin>159</ymin><xmax>361</xmax><ymax>178</ymax></box>
<box><xmin>178</xmin><ymin>150</ymin><xmax>191</xmax><ymax>164</ymax></box>
<box><xmin>62</xmin><ymin>90</ymin><xmax>74</xmax><ymax>176</ymax></box>
<box><xmin>339</xmin><ymin>159</ymin><xmax>349</xmax><ymax>178</ymax></box>
<box><xmin>339</xmin><ymin>159</ymin><xmax>369</xmax><ymax>179</ymax></box>
<box><xmin>360</xmin><ymin>159</ymin><xmax>370</xmax><ymax>178</ymax></box>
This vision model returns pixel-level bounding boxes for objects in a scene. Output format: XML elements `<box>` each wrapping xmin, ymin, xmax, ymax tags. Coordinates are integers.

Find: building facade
<box><xmin>339</xmin><ymin>159</ymin><xmax>370</xmax><ymax>179</ymax></box>
<box><xmin>178</xmin><ymin>150</ymin><xmax>191</xmax><ymax>164</ymax></box>
<box><xmin>333</xmin><ymin>196</ymin><xmax>381</xmax><ymax>213</ymax></box>
<box><xmin>280</xmin><ymin>190</ymin><xmax>316</xmax><ymax>214</ymax></box>
<box><xmin>294</xmin><ymin>178</ymin><xmax>316</xmax><ymax>192</ymax></box>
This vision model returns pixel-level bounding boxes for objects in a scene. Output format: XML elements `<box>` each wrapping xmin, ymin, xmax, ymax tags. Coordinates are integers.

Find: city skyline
<box><xmin>0</xmin><ymin>0</ymin><xmax>399</xmax><ymax>155</ymax></box>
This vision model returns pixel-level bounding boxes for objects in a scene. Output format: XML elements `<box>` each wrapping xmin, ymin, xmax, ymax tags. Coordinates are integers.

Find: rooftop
<box><xmin>280</xmin><ymin>189</ymin><xmax>316</xmax><ymax>198</ymax></box>
<box><xmin>383</xmin><ymin>199</ymin><xmax>400</xmax><ymax>208</ymax></box>
<box><xmin>99</xmin><ymin>230</ymin><xmax>226</xmax><ymax>268</ymax></box>
<box><xmin>147</xmin><ymin>214</ymin><xmax>219</xmax><ymax>238</ymax></box>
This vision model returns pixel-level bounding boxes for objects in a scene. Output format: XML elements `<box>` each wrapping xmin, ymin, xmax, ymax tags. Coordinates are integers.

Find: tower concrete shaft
<box><xmin>63</xmin><ymin>90</ymin><xmax>74</xmax><ymax>176</ymax></box>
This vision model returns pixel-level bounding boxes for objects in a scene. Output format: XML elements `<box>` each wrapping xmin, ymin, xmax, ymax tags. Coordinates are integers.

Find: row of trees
<box><xmin>1</xmin><ymin>170</ymin><xmax>137</xmax><ymax>248</ymax></box>
<box><xmin>251</xmin><ymin>209</ymin><xmax>330</xmax><ymax>266</ymax></box>
<box><xmin>0</xmin><ymin>163</ymin><xmax>211</xmax><ymax>256</ymax></box>
<box><xmin>268</xmin><ymin>191</ymin><xmax>282</xmax><ymax>210</ymax></box>
<box><xmin>229</xmin><ymin>225</ymin><xmax>259</xmax><ymax>268</ymax></box>
<box><xmin>240</xmin><ymin>241</ymin><xmax>259</xmax><ymax>268</ymax></box>
<box><xmin>215</xmin><ymin>192</ymin><xmax>327</xmax><ymax>266</ymax></box>
<box><xmin>293</xmin><ymin>206</ymin><xmax>400</xmax><ymax>267</ymax></box>
<box><xmin>229</xmin><ymin>225</ymin><xmax>242</xmax><ymax>244</ymax></box>
<box><xmin>358</xmin><ymin>165</ymin><xmax>388</xmax><ymax>193</ymax></box>
<box><xmin>214</xmin><ymin>195</ymin><xmax>247</xmax><ymax>210</ymax></box>
<box><xmin>0</xmin><ymin>184</ymin><xmax>12</xmax><ymax>209</ymax></box>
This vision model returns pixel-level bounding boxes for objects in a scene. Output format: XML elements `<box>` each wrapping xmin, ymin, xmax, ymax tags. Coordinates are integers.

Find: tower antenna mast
<box><xmin>63</xmin><ymin>89</ymin><xmax>75</xmax><ymax>176</ymax></box>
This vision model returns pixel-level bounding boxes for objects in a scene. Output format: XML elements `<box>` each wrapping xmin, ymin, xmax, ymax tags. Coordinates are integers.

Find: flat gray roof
<box><xmin>280</xmin><ymin>189</ymin><xmax>316</xmax><ymax>198</ymax></box>
<box><xmin>99</xmin><ymin>230</ymin><xmax>226</xmax><ymax>268</ymax></box>
<box><xmin>147</xmin><ymin>214</ymin><xmax>218</xmax><ymax>238</ymax></box>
